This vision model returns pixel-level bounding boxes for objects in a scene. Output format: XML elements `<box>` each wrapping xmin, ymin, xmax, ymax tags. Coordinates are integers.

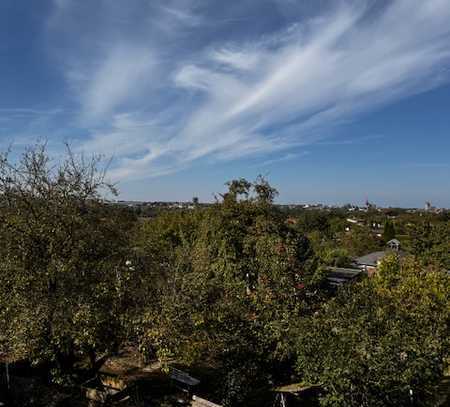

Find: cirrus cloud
<box><xmin>45</xmin><ymin>0</ymin><xmax>450</xmax><ymax>182</ymax></box>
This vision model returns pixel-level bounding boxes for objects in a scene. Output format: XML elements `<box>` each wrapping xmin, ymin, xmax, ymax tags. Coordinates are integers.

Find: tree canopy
<box><xmin>296</xmin><ymin>255</ymin><xmax>450</xmax><ymax>406</ymax></box>
<box><xmin>0</xmin><ymin>145</ymin><xmax>136</xmax><ymax>380</ymax></box>
<box><xmin>0</xmin><ymin>145</ymin><xmax>448</xmax><ymax>406</ymax></box>
<box><xmin>134</xmin><ymin>177</ymin><xmax>320</xmax><ymax>405</ymax></box>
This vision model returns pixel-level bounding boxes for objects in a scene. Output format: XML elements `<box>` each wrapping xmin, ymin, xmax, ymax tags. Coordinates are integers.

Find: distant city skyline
<box><xmin>1</xmin><ymin>0</ymin><xmax>450</xmax><ymax>207</ymax></box>
<box><xmin>112</xmin><ymin>198</ymin><xmax>448</xmax><ymax>210</ymax></box>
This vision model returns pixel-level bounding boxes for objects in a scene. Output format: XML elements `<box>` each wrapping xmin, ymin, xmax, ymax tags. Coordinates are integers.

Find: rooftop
<box><xmin>325</xmin><ymin>267</ymin><xmax>363</xmax><ymax>287</ymax></box>
<box><xmin>355</xmin><ymin>250</ymin><xmax>405</xmax><ymax>267</ymax></box>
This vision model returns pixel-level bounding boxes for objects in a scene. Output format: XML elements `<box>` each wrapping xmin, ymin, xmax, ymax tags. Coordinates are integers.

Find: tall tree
<box><xmin>136</xmin><ymin>177</ymin><xmax>320</xmax><ymax>406</ymax></box>
<box><xmin>0</xmin><ymin>144</ymin><xmax>135</xmax><ymax>380</ymax></box>
<box><xmin>383</xmin><ymin>219</ymin><xmax>396</xmax><ymax>243</ymax></box>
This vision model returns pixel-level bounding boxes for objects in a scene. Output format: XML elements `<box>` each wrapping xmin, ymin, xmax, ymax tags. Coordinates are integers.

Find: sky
<box><xmin>1</xmin><ymin>0</ymin><xmax>450</xmax><ymax>207</ymax></box>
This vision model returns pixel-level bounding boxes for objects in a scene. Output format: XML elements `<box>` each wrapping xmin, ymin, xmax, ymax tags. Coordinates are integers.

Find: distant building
<box><xmin>346</xmin><ymin>218</ymin><xmax>364</xmax><ymax>226</ymax></box>
<box><xmin>364</xmin><ymin>197</ymin><xmax>376</xmax><ymax>210</ymax></box>
<box><xmin>424</xmin><ymin>201</ymin><xmax>440</xmax><ymax>213</ymax></box>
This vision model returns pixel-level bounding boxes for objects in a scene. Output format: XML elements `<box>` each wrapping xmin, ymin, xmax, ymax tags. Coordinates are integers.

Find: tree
<box><xmin>409</xmin><ymin>221</ymin><xmax>450</xmax><ymax>269</ymax></box>
<box><xmin>0</xmin><ymin>144</ymin><xmax>136</xmax><ymax>381</ymax></box>
<box><xmin>341</xmin><ymin>225</ymin><xmax>382</xmax><ymax>257</ymax></box>
<box><xmin>296</xmin><ymin>255</ymin><xmax>450</xmax><ymax>406</ymax></box>
<box><xmin>295</xmin><ymin>211</ymin><xmax>331</xmax><ymax>237</ymax></box>
<box><xmin>383</xmin><ymin>219</ymin><xmax>396</xmax><ymax>243</ymax></box>
<box><xmin>321</xmin><ymin>247</ymin><xmax>353</xmax><ymax>268</ymax></box>
<box><xmin>136</xmin><ymin>178</ymin><xmax>320</xmax><ymax>406</ymax></box>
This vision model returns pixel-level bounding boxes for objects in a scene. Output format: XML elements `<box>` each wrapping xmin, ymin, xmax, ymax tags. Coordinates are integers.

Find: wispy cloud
<box><xmin>255</xmin><ymin>151</ymin><xmax>309</xmax><ymax>167</ymax></box>
<box><xmin>71</xmin><ymin>44</ymin><xmax>157</xmax><ymax>120</ymax></box>
<box><xmin>0</xmin><ymin>108</ymin><xmax>64</xmax><ymax>116</ymax></box>
<box><xmin>45</xmin><ymin>0</ymin><xmax>450</xmax><ymax>182</ymax></box>
<box><xmin>315</xmin><ymin>134</ymin><xmax>384</xmax><ymax>146</ymax></box>
<box><xmin>159</xmin><ymin>5</ymin><xmax>204</xmax><ymax>27</ymax></box>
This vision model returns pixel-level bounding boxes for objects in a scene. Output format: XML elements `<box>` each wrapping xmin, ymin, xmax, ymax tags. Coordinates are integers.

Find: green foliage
<box><xmin>383</xmin><ymin>220</ymin><xmax>396</xmax><ymax>243</ymax></box>
<box><xmin>0</xmin><ymin>145</ymin><xmax>136</xmax><ymax>378</ymax></box>
<box><xmin>0</xmin><ymin>146</ymin><xmax>448</xmax><ymax>407</ymax></box>
<box><xmin>408</xmin><ymin>221</ymin><xmax>450</xmax><ymax>269</ymax></box>
<box><xmin>135</xmin><ymin>177</ymin><xmax>320</xmax><ymax>405</ymax></box>
<box><xmin>295</xmin><ymin>211</ymin><xmax>332</xmax><ymax>237</ymax></box>
<box><xmin>307</xmin><ymin>231</ymin><xmax>352</xmax><ymax>268</ymax></box>
<box><xmin>340</xmin><ymin>225</ymin><xmax>383</xmax><ymax>257</ymax></box>
<box><xmin>296</xmin><ymin>257</ymin><xmax>450</xmax><ymax>406</ymax></box>
<box><xmin>321</xmin><ymin>247</ymin><xmax>353</xmax><ymax>268</ymax></box>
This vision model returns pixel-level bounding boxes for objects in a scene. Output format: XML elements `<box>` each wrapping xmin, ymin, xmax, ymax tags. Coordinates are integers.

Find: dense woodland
<box><xmin>0</xmin><ymin>146</ymin><xmax>449</xmax><ymax>406</ymax></box>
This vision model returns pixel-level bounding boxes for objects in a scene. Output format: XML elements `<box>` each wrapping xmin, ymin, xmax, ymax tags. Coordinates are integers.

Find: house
<box><xmin>354</xmin><ymin>251</ymin><xmax>391</xmax><ymax>276</ymax></box>
<box><xmin>354</xmin><ymin>240</ymin><xmax>404</xmax><ymax>276</ymax></box>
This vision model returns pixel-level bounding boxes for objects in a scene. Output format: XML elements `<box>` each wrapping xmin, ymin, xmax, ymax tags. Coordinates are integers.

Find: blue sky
<box><xmin>1</xmin><ymin>0</ymin><xmax>450</xmax><ymax>207</ymax></box>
